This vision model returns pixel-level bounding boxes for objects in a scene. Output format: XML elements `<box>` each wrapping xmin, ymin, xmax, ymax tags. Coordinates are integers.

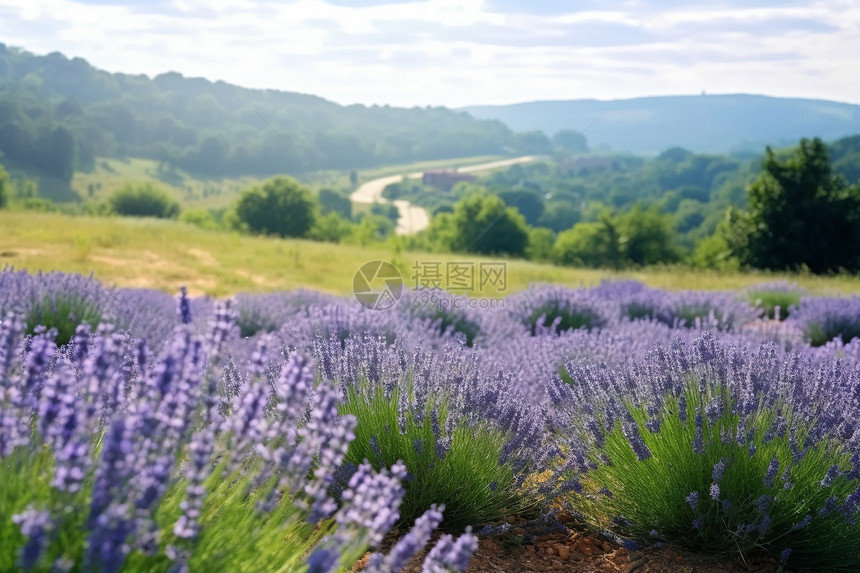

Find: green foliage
<box><xmin>233</xmin><ymin>176</ymin><xmax>316</xmax><ymax>238</ymax></box>
<box><xmin>430</xmin><ymin>195</ymin><xmax>529</xmax><ymax>256</ymax></box>
<box><xmin>691</xmin><ymin>234</ymin><xmax>739</xmax><ymax>271</ymax></box>
<box><xmin>108</xmin><ymin>182</ymin><xmax>180</xmax><ymax>219</ymax></box>
<box><xmin>25</xmin><ymin>294</ymin><xmax>103</xmax><ymax>346</ymax></box>
<box><xmin>726</xmin><ymin>138</ymin><xmax>860</xmax><ymax>273</ymax></box>
<box><xmin>0</xmin><ymin>163</ymin><xmax>9</xmax><ymax>208</ymax></box>
<box><xmin>0</xmin><ymin>46</ymin><xmax>522</xmax><ymax>179</ymax></box>
<box><xmin>527</xmin><ymin>299</ymin><xmax>605</xmax><ymax>335</ymax></box>
<box><xmin>318</xmin><ymin>187</ymin><xmax>352</xmax><ymax>220</ymax></box>
<box><xmin>179</xmin><ymin>209</ymin><xmax>221</xmax><ymax>231</ymax></box>
<box><xmin>309</xmin><ymin>212</ymin><xmax>353</xmax><ymax>243</ymax></box>
<box><xmin>576</xmin><ymin>381</ymin><xmax>860</xmax><ymax>569</ymax></box>
<box><xmin>370</xmin><ymin>202</ymin><xmax>399</xmax><ymax>223</ymax></box>
<box><xmin>554</xmin><ymin>219</ymin><xmax>620</xmax><ymax>268</ymax></box>
<box><xmin>537</xmin><ymin>200</ymin><xmax>580</xmax><ymax>233</ymax></box>
<box><xmin>0</xmin><ymin>443</ymin><xmax>344</xmax><ymax>572</ymax></box>
<box><xmin>497</xmin><ymin>189</ymin><xmax>545</xmax><ymax>226</ymax></box>
<box><xmin>525</xmin><ymin>227</ymin><xmax>555</xmax><ymax>262</ymax></box>
<box><xmin>551</xmin><ymin>129</ymin><xmax>589</xmax><ymax>154</ymax></box>
<box><xmin>553</xmin><ymin>207</ymin><xmax>678</xmax><ymax>269</ymax></box>
<box><xmin>748</xmin><ymin>290</ymin><xmax>800</xmax><ymax>321</ymax></box>
<box><xmin>340</xmin><ymin>386</ymin><xmax>529</xmax><ymax>530</ymax></box>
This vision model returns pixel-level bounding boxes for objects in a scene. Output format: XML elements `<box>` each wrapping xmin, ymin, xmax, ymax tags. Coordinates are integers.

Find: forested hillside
<box><xmin>0</xmin><ymin>44</ymin><xmax>543</xmax><ymax>181</ymax></box>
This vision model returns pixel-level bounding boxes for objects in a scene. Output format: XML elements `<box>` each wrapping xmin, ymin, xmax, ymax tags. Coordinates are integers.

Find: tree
<box><xmin>552</xmin><ymin>129</ymin><xmax>589</xmax><ymax>154</ymax></box>
<box><xmin>318</xmin><ymin>188</ymin><xmax>352</xmax><ymax>219</ymax></box>
<box><xmin>497</xmin><ymin>189</ymin><xmax>545</xmax><ymax>226</ymax></box>
<box><xmin>554</xmin><ymin>215</ymin><xmax>621</xmax><ymax>268</ymax></box>
<box><xmin>616</xmin><ymin>205</ymin><xmax>679</xmax><ymax>266</ymax></box>
<box><xmin>233</xmin><ymin>176</ymin><xmax>317</xmax><ymax>238</ymax></box>
<box><xmin>725</xmin><ymin>138</ymin><xmax>860</xmax><ymax>273</ymax></box>
<box><xmin>430</xmin><ymin>195</ymin><xmax>529</xmax><ymax>256</ymax></box>
<box><xmin>553</xmin><ymin>206</ymin><xmax>678</xmax><ymax>268</ymax></box>
<box><xmin>108</xmin><ymin>182</ymin><xmax>180</xmax><ymax>219</ymax></box>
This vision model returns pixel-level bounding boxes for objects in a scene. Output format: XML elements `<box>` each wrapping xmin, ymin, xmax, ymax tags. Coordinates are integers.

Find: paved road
<box><xmin>350</xmin><ymin>155</ymin><xmax>537</xmax><ymax>235</ymax></box>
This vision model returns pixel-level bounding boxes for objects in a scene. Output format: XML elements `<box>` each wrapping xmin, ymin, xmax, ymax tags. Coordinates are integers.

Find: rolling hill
<box><xmin>463</xmin><ymin>94</ymin><xmax>860</xmax><ymax>155</ymax></box>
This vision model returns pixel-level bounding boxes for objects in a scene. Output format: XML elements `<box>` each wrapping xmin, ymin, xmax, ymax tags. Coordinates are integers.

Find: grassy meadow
<box><xmin>2</xmin><ymin>210</ymin><xmax>860</xmax><ymax>298</ymax></box>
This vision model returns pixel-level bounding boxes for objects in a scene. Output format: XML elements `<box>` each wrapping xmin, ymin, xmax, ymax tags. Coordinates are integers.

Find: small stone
<box><xmin>582</xmin><ymin>547</ymin><xmax>593</xmax><ymax>556</ymax></box>
<box><xmin>551</xmin><ymin>559</ymin><xmax>563</xmax><ymax>570</ymax></box>
<box><xmin>556</xmin><ymin>545</ymin><xmax>571</xmax><ymax>560</ymax></box>
<box><xmin>546</xmin><ymin>546</ymin><xmax>556</xmax><ymax>556</ymax></box>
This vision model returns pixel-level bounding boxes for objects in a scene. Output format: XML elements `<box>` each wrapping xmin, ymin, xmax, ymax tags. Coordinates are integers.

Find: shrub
<box><xmin>233</xmin><ymin>176</ymin><xmax>317</xmax><ymax>238</ymax></box>
<box><xmin>403</xmin><ymin>289</ymin><xmax>482</xmax><ymax>347</ymax></box>
<box><xmin>791</xmin><ymin>296</ymin><xmax>860</xmax><ymax>347</ymax></box>
<box><xmin>565</xmin><ymin>334</ymin><xmax>860</xmax><ymax>569</ymax></box>
<box><xmin>0</xmin><ymin>315</ymin><xmax>477</xmax><ymax>572</ymax></box>
<box><xmin>339</xmin><ymin>386</ymin><xmax>526</xmax><ymax>530</ymax></box>
<box><xmin>318</xmin><ymin>335</ymin><xmax>546</xmax><ymax>531</ymax></box>
<box><xmin>0</xmin><ymin>270</ymin><xmax>112</xmax><ymax>346</ymax></box>
<box><xmin>507</xmin><ymin>286</ymin><xmax>616</xmax><ymax>336</ymax></box>
<box><xmin>621</xmin><ymin>288</ymin><xmax>758</xmax><ymax>332</ymax></box>
<box><xmin>108</xmin><ymin>182</ymin><xmax>180</xmax><ymax>219</ymax></box>
<box><xmin>746</xmin><ymin>281</ymin><xmax>803</xmax><ymax>321</ymax></box>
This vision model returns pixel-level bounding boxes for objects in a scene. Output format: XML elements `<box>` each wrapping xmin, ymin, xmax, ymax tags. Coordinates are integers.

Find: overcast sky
<box><xmin>1</xmin><ymin>0</ymin><xmax>858</xmax><ymax>107</ymax></box>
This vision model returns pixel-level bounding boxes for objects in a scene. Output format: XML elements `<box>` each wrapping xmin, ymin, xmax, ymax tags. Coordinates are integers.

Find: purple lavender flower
<box><xmin>780</xmin><ymin>548</ymin><xmax>792</xmax><ymax>562</ymax></box>
<box><xmin>12</xmin><ymin>507</ymin><xmax>52</xmax><ymax>571</ymax></box>
<box><xmin>622</xmin><ymin>420</ymin><xmax>652</xmax><ymax>461</ymax></box>
<box><xmin>709</xmin><ymin>483</ymin><xmax>720</xmax><ymax>501</ymax></box>
<box><xmin>790</xmin><ymin>514</ymin><xmax>812</xmax><ymax>531</ymax></box>
<box><xmin>177</xmin><ymin>286</ymin><xmax>192</xmax><ymax>325</ymax></box>
<box><xmin>368</xmin><ymin>504</ymin><xmax>445</xmax><ymax>572</ymax></box>
<box><xmin>306</xmin><ymin>547</ymin><xmax>340</xmax><ymax>573</ymax></box>
<box><xmin>692</xmin><ymin>411</ymin><xmax>704</xmax><ymax>455</ymax></box>
<box><xmin>764</xmin><ymin>458</ymin><xmax>779</xmax><ymax>488</ymax></box>
<box><xmin>686</xmin><ymin>491</ymin><xmax>699</xmax><ymax>510</ymax></box>
<box><xmin>423</xmin><ymin>526</ymin><xmax>478</xmax><ymax>573</ymax></box>
<box><xmin>336</xmin><ymin>461</ymin><xmax>407</xmax><ymax>546</ymax></box>
<box><xmin>712</xmin><ymin>458</ymin><xmax>727</xmax><ymax>483</ymax></box>
<box><xmin>820</xmin><ymin>464</ymin><xmax>840</xmax><ymax>488</ymax></box>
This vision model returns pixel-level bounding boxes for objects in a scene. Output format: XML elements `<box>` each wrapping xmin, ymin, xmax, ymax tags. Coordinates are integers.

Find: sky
<box><xmin>0</xmin><ymin>0</ymin><xmax>858</xmax><ymax>108</ymax></box>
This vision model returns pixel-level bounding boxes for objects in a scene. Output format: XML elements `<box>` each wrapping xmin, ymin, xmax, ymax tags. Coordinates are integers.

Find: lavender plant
<box><xmin>0</xmin><ymin>306</ymin><xmax>476</xmax><ymax>572</ymax></box>
<box><xmin>565</xmin><ymin>334</ymin><xmax>860</xmax><ymax>568</ymax></box>
<box><xmin>507</xmin><ymin>285</ymin><xmax>617</xmax><ymax>336</ymax></box>
<box><xmin>317</xmin><ymin>333</ymin><xmax>546</xmax><ymax>531</ymax></box>
<box><xmin>400</xmin><ymin>289</ymin><xmax>483</xmax><ymax>347</ymax></box>
<box><xmin>791</xmin><ymin>295</ymin><xmax>860</xmax><ymax>347</ymax></box>
<box><xmin>744</xmin><ymin>281</ymin><xmax>803</xmax><ymax>321</ymax></box>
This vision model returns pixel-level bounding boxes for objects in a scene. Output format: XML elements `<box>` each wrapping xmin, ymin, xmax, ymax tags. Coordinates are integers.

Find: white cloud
<box><xmin>0</xmin><ymin>0</ymin><xmax>857</xmax><ymax>106</ymax></box>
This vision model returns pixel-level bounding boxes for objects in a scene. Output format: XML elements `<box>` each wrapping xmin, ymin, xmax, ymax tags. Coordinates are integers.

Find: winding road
<box><xmin>350</xmin><ymin>156</ymin><xmax>537</xmax><ymax>235</ymax></box>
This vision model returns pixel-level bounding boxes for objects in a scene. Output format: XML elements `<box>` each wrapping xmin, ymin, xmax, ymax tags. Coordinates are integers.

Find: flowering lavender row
<box><xmin>0</xmin><ymin>294</ymin><xmax>477</xmax><ymax>572</ymax></box>
<box><xmin>4</xmin><ymin>268</ymin><xmax>860</xmax><ymax>569</ymax></box>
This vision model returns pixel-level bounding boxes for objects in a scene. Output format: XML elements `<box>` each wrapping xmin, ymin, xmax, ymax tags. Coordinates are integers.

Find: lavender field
<box><xmin>3</xmin><ymin>268</ymin><xmax>860</xmax><ymax>572</ymax></box>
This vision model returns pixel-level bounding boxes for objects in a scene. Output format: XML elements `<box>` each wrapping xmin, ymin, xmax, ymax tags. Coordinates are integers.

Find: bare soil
<box><xmin>355</xmin><ymin>513</ymin><xmax>784</xmax><ymax>573</ymax></box>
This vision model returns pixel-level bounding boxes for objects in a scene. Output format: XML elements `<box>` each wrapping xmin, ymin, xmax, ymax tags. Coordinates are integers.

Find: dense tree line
<box><xmin>0</xmin><ymin>44</ymin><xmax>554</xmax><ymax>180</ymax></box>
<box><xmin>406</xmin><ymin>136</ymin><xmax>860</xmax><ymax>273</ymax></box>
